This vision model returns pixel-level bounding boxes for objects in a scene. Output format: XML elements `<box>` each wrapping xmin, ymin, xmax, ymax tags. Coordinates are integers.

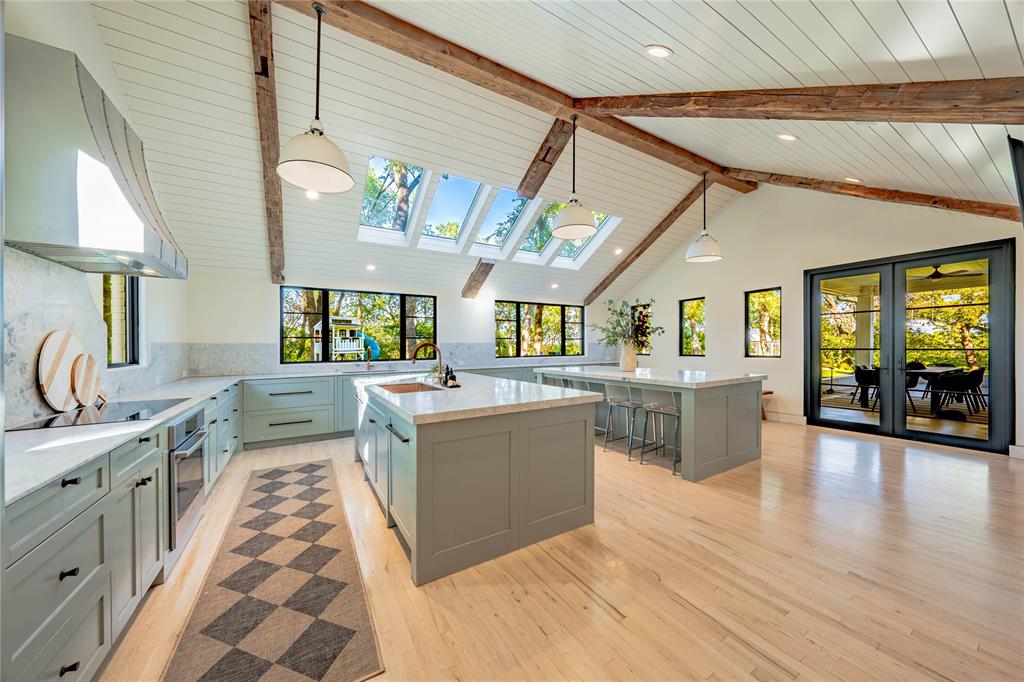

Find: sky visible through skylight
<box><xmin>476</xmin><ymin>188</ymin><xmax>528</xmax><ymax>246</ymax></box>
<box><xmin>422</xmin><ymin>173</ymin><xmax>481</xmax><ymax>239</ymax></box>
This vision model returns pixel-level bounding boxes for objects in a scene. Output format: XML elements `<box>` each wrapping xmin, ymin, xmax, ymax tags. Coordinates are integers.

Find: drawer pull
<box><xmin>268</xmin><ymin>419</ymin><xmax>313</xmax><ymax>427</ymax></box>
<box><xmin>139</xmin><ymin>436</ymin><xmax>152</xmax><ymax>443</ymax></box>
<box><xmin>368</xmin><ymin>418</ymin><xmax>376</xmax><ymax>424</ymax></box>
<box><xmin>386</xmin><ymin>423</ymin><xmax>410</xmax><ymax>443</ymax></box>
<box><xmin>209</xmin><ymin>419</ymin><xmax>218</xmax><ymax>426</ymax></box>
<box><xmin>60</xmin><ymin>661</ymin><xmax>80</xmax><ymax>677</ymax></box>
<box><xmin>268</xmin><ymin>390</ymin><xmax>315</xmax><ymax>397</ymax></box>
<box><xmin>233</xmin><ymin>408</ymin><xmax>239</xmax><ymax>413</ymax></box>
<box><xmin>60</xmin><ymin>477</ymin><xmax>81</xmax><ymax>488</ymax></box>
<box><xmin>58</xmin><ymin>567</ymin><xmax>80</xmax><ymax>581</ymax></box>
<box><xmin>223</xmin><ymin>449</ymin><xmax>229</xmax><ymax>453</ymax></box>
<box><xmin>135</xmin><ymin>475</ymin><xmax>153</xmax><ymax>488</ymax></box>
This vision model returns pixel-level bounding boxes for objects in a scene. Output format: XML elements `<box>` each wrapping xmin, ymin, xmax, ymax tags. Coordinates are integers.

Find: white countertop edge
<box><xmin>533</xmin><ymin>366</ymin><xmax>768</xmax><ymax>389</ymax></box>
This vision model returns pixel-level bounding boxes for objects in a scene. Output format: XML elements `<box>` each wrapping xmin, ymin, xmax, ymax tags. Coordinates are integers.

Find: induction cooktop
<box><xmin>7</xmin><ymin>398</ymin><xmax>189</xmax><ymax>431</ymax></box>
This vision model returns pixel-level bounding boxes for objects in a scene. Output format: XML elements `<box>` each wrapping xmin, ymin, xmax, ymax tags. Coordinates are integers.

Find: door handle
<box><xmin>139</xmin><ymin>436</ymin><xmax>152</xmax><ymax>443</ymax></box>
<box><xmin>269</xmin><ymin>390</ymin><xmax>314</xmax><ymax>397</ymax></box>
<box><xmin>58</xmin><ymin>567</ymin><xmax>80</xmax><ymax>581</ymax></box>
<box><xmin>60</xmin><ymin>477</ymin><xmax>81</xmax><ymax>488</ymax></box>
<box><xmin>268</xmin><ymin>419</ymin><xmax>313</xmax><ymax>427</ymax></box>
<box><xmin>135</xmin><ymin>475</ymin><xmax>153</xmax><ymax>487</ymax></box>
<box><xmin>386</xmin><ymin>423</ymin><xmax>410</xmax><ymax>443</ymax></box>
<box><xmin>59</xmin><ymin>661</ymin><xmax>80</xmax><ymax>677</ymax></box>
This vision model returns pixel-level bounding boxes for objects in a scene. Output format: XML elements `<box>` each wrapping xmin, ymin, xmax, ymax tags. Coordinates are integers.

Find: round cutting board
<box><xmin>71</xmin><ymin>352</ymin><xmax>101</xmax><ymax>407</ymax></box>
<box><xmin>37</xmin><ymin>329</ymin><xmax>84</xmax><ymax>412</ymax></box>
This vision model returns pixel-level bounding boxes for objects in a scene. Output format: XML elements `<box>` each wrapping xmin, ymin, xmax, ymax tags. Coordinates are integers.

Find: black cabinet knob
<box><xmin>60</xmin><ymin>477</ymin><xmax>81</xmax><ymax>488</ymax></box>
<box><xmin>59</xmin><ymin>661</ymin><xmax>80</xmax><ymax>677</ymax></box>
<box><xmin>58</xmin><ymin>567</ymin><xmax>80</xmax><ymax>581</ymax></box>
<box><xmin>139</xmin><ymin>436</ymin><xmax>152</xmax><ymax>443</ymax></box>
<box><xmin>135</xmin><ymin>475</ymin><xmax>153</xmax><ymax>487</ymax></box>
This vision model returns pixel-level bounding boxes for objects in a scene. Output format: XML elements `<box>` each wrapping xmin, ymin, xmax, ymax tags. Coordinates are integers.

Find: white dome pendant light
<box><xmin>685</xmin><ymin>172</ymin><xmax>722</xmax><ymax>263</ymax></box>
<box><xmin>277</xmin><ymin>3</ymin><xmax>354</xmax><ymax>194</ymax></box>
<box><xmin>553</xmin><ymin>115</ymin><xmax>597</xmax><ymax>240</ymax></box>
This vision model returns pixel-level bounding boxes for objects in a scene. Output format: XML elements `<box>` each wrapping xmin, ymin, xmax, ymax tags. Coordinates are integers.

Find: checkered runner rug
<box><xmin>164</xmin><ymin>461</ymin><xmax>383</xmax><ymax>682</ymax></box>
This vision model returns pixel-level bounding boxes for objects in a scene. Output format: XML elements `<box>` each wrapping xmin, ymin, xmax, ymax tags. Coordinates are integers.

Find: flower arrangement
<box><xmin>590</xmin><ymin>299</ymin><xmax>664</xmax><ymax>370</ymax></box>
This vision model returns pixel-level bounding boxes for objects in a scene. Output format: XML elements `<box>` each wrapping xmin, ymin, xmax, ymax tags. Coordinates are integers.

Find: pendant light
<box><xmin>277</xmin><ymin>3</ymin><xmax>354</xmax><ymax>194</ymax></box>
<box><xmin>685</xmin><ymin>172</ymin><xmax>722</xmax><ymax>262</ymax></box>
<box><xmin>553</xmin><ymin>115</ymin><xmax>597</xmax><ymax>240</ymax></box>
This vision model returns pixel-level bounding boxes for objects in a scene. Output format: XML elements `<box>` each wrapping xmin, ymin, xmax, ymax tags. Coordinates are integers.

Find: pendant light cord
<box><xmin>314</xmin><ymin>3</ymin><xmax>325</xmax><ymax>123</ymax></box>
<box><xmin>570</xmin><ymin>114</ymin><xmax>578</xmax><ymax>197</ymax></box>
<box><xmin>702</xmin><ymin>171</ymin><xmax>707</xmax><ymax>233</ymax></box>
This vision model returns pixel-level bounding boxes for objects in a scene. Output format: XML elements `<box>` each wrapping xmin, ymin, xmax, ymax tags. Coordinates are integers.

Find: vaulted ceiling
<box><xmin>91</xmin><ymin>0</ymin><xmax>1023</xmax><ymax>303</ymax></box>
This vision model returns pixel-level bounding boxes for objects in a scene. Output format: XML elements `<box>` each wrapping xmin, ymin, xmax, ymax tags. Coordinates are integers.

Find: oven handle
<box><xmin>172</xmin><ymin>430</ymin><xmax>209</xmax><ymax>462</ymax></box>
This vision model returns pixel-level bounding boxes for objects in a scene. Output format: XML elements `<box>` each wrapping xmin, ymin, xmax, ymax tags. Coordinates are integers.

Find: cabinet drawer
<box><xmin>244</xmin><ymin>406</ymin><xmax>334</xmax><ymax>443</ymax></box>
<box><xmin>244</xmin><ymin>378</ymin><xmax>334</xmax><ymax>411</ymax></box>
<box><xmin>4</xmin><ymin>500</ymin><xmax>107</xmax><ymax>679</ymax></box>
<box><xmin>22</xmin><ymin>579</ymin><xmax>111</xmax><ymax>682</ymax></box>
<box><xmin>110</xmin><ymin>428</ymin><xmax>162</xmax><ymax>485</ymax></box>
<box><xmin>4</xmin><ymin>456</ymin><xmax>109</xmax><ymax>568</ymax></box>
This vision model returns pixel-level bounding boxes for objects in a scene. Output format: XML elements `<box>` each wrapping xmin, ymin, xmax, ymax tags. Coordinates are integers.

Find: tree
<box><xmin>360</xmin><ymin>158</ymin><xmax>424</xmax><ymax>231</ymax></box>
<box><xmin>520</xmin><ymin>201</ymin><xmax>563</xmax><ymax>252</ymax></box>
<box><xmin>746</xmin><ymin>289</ymin><xmax>781</xmax><ymax>356</ymax></box>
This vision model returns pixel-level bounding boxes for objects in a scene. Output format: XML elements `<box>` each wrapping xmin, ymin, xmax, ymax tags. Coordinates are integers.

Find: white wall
<box><xmin>615</xmin><ymin>185</ymin><xmax>1023</xmax><ymax>445</ymax></box>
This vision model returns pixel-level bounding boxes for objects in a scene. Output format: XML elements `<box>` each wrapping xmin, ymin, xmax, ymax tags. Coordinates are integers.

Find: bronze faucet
<box><xmin>411</xmin><ymin>342</ymin><xmax>444</xmax><ymax>384</ymax></box>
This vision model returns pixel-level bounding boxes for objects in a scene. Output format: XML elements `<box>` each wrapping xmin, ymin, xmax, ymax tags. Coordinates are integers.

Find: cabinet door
<box><xmin>137</xmin><ymin>456</ymin><xmax>164</xmax><ymax>591</ymax></box>
<box><xmin>373</xmin><ymin>417</ymin><xmax>390</xmax><ymax>505</ymax></box>
<box><xmin>205</xmin><ymin>418</ymin><xmax>220</xmax><ymax>491</ymax></box>
<box><xmin>338</xmin><ymin>378</ymin><xmax>356</xmax><ymax>431</ymax></box>
<box><xmin>109</xmin><ymin>477</ymin><xmax>140</xmax><ymax>639</ymax></box>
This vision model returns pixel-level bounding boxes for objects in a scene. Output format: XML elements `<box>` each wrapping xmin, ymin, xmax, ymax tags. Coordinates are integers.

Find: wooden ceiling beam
<box><xmin>517</xmin><ymin>118</ymin><xmax>574</xmax><ymax>199</ymax></box>
<box><xmin>724</xmin><ymin>169</ymin><xmax>1021</xmax><ymax>222</ymax></box>
<box><xmin>584</xmin><ymin>180</ymin><xmax>709</xmax><ymax>306</ymax></box>
<box><xmin>248</xmin><ymin>0</ymin><xmax>285</xmax><ymax>284</ymax></box>
<box><xmin>274</xmin><ymin>0</ymin><xmax>756</xmax><ymax>194</ymax></box>
<box><xmin>462</xmin><ymin>258</ymin><xmax>496</xmax><ymax>299</ymax></box>
<box><xmin>575</xmin><ymin>78</ymin><xmax>1024</xmax><ymax>124</ymax></box>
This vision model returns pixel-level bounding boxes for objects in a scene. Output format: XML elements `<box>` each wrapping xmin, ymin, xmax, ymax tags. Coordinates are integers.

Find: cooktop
<box><xmin>7</xmin><ymin>398</ymin><xmax>190</xmax><ymax>431</ymax></box>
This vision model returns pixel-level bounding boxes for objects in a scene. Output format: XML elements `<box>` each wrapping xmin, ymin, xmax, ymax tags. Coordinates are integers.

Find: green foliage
<box><xmin>591</xmin><ymin>299</ymin><xmax>664</xmax><ymax>350</ymax></box>
<box><xmin>361</xmin><ymin>158</ymin><xmax>424</xmax><ymax>231</ymax></box>
<box><xmin>520</xmin><ymin>201</ymin><xmax>564</xmax><ymax>253</ymax></box>
<box><xmin>746</xmin><ymin>289</ymin><xmax>782</xmax><ymax>357</ymax></box>
<box><xmin>681</xmin><ymin>298</ymin><xmax>706</xmax><ymax>356</ymax></box>
<box><xmin>477</xmin><ymin>193</ymin><xmax>528</xmax><ymax>246</ymax></box>
<box><xmin>422</xmin><ymin>221</ymin><xmax>461</xmax><ymax>239</ymax></box>
<box><xmin>494</xmin><ymin>302</ymin><xmax>583</xmax><ymax>357</ymax></box>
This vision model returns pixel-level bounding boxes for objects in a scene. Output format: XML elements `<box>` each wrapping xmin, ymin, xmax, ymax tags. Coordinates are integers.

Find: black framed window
<box><xmin>280</xmin><ymin>286</ymin><xmax>437</xmax><ymax>363</ymax></box>
<box><xmin>631</xmin><ymin>303</ymin><xmax>652</xmax><ymax>355</ymax></box>
<box><xmin>495</xmin><ymin>301</ymin><xmax>584</xmax><ymax>358</ymax></box>
<box><xmin>745</xmin><ymin>287</ymin><xmax>782</xmax><ymax>357</ymax></box>
<box><xmin>679</xmin><ymin>297</ymin><xmax>706</xmax><ymax>356</ymax></box>
<box><xmin>104</xmin><ymin>274</ymin><xmax>139</xmax><ymax>367</ymax></box>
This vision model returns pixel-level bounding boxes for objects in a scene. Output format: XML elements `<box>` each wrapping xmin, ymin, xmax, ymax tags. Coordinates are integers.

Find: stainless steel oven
<box><xmin>167</xmin><ymin>406</ymin><xmax>208</xmax><ymax>561</ymax></box>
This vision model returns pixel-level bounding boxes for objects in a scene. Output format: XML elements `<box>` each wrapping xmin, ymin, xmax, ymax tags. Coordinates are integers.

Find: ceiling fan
<box><xmin>913</xmin><ymin>265</ymin><xmax>975</xmax><ymax>281</ymax></box>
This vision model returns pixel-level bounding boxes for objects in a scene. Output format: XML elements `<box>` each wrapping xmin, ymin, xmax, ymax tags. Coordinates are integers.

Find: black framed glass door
<box><xmin>806</xmin><ymin>239</ymin><xmax>1015</xmax><ymax>454</ymax></box>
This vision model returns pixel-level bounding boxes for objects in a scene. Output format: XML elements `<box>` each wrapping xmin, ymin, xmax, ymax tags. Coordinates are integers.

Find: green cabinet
<box><xmin>335</xmin><ymin>376</ymin><xmax>357</xmax><ymax>432</ymax></box>
<box><xmin>205</xmin><ymin>402</ymin><xmax>221</xmax><ymax>491</ymax></box>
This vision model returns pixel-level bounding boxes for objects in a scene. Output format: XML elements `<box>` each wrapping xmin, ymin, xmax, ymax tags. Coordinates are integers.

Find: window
<box><xmin>103</xmin><ymin>274</ymin><xmax>139</xmax><ymax>367</ymax></box>
<box><xmin>476</xmin><ymin>188</ymin><xmax>528</xmax><ymax>247</ymax></box>
<box><xmin>745</xmin><ymin>287</ymin><xmax>782</xmax><ymax>357</ymax></box>
<box><xmin>519</xmin><ymin>200</ymin><xmax>563</xmax><ymax>253</ymax></box>
<box><xmin>360</xmin><ymin>156</ymin><xmax>425</xmax><ymax>232</ymax></box>
<box><xmin>558</xmin><ymin>210</ymin><xmax>609</xmax><ymax>259</ymax></box>
<box><xmin>631</xmin><ymin>303</ymin><xmax>652</xmax><ymax>355</ymax></box>
<box><xmin>495</xmin><ymin>301</ymin><xmax>584</xmax><ymax>357</ymax></box>
<box><xmin>679</xmin><ymin>297</ymin><xmax>706</xmax><ymax>356</ymax></box>
<box><xmin>280</xmin><ymin>286</ymin><xmax>436</xmax><ymax>363</ymax></box>
<box><xmin>421</xmin><ymin>173</ymin><xmax>481</xmax><ymax>239</ymax></box>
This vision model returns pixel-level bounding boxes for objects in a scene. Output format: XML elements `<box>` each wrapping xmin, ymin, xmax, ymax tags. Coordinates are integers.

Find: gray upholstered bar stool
<box><xmin>639</xmin><ymin>388</ymin><xmax>682</xmax><ymax>474</ymax></box>
<box><xmin>603</xmin><ymin>383</ymin><xmax>644</xmax><ymax>456</ymax></box>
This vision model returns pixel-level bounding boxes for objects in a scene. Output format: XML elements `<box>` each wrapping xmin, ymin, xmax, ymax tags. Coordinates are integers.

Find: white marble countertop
<box><xmin>533</xmin><ymin>365</ymin><xmax>768</xmax><ymax>389</ymax></box>
<box><xmin>357</xmin><ymin>372</ymin><xmax>603</xmax><ymax>425</ymax></box>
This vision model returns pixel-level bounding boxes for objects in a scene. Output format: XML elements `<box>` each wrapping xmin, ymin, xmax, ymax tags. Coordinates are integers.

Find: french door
<box><xmin>806</xmin><ymin>240</ymin><xmax>1015</xmax><ymax>453</ymax></box>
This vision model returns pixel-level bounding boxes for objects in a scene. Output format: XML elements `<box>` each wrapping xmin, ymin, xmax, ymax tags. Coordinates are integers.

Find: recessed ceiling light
<box><xmin>844</xmin><ymin>177</ymin><xmax>862</xmax><ymax>183</ymax></box>
<box><xmin>305</xmin><ymin>189</ymin><xmax>320</xmax><ymax>200</ymax></box>
<box><xmin>645</xmin><ymin>44</ymin><xmax>673</xmax><ymax>58</ymax></box>
<box><xmin>365</xmin><ymin>264</ymin><xmax>376</xmax><ymax>271</ymax></box>
<box><xmin>777</xmin><ymin>133</ymin><xmax>798</xmax><ymax>142</ymax></box>
<box><xmin>614</xmin><ymin>247</ymin><xmax>623</xmax><ymax>256</ymax></box>
<box><xmin>551</xmin><ymin>283</ymin><xmax>559</xmax><ymax>289</ymax></box>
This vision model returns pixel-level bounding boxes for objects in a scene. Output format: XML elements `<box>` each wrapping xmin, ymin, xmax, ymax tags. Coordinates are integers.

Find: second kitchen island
<box><xmin>353</xmin><ymin>372</ymin><xmax>602</xmax><ymax>585</ymax></box>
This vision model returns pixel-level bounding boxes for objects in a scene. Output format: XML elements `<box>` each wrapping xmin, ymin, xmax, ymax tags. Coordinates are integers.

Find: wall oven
<box><xmin>167</xmin><ymin>406</ymin><xmax>208</xmax><ymax>566</ymax></box>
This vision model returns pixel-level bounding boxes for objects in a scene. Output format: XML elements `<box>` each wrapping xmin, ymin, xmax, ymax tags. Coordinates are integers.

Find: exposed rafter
<box><xmin>724</xmin><ymin>169</ymin><xmax>1021</xmax><ymax>222</ymax></box>
<box><xmin>518</xmin><ymin>118</ymin><xmax>574</xmax><ymax>199</ymax></box>
<box><xmin>462</xmin><ymin>259</ymin><xmax>496</xmax><ymax>299</ymax></box>
<box><xmin>584</xmin><ymin>180</ymin><xmax>709</xmax><ymax>306</ymax></box>
<box><xmin>273</xmin><ymin>0</ymin><xmax>756</xmax><ymax>194</ymax></box>
<box><xmin>575</xmin><ymin>78</ymin><xmax>1024</xmax><ymax>124</ymax></box>
<box><xmin>248</xmin><ymin>0</ymin><xmax>286</xmax><ymax>284</ymax></box>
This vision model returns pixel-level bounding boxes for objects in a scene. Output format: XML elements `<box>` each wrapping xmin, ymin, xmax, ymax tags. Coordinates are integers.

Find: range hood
<box><xmin>4</xmin><ymin>35</ymin><xmax>187</xmax><ymax>279</ymax></box>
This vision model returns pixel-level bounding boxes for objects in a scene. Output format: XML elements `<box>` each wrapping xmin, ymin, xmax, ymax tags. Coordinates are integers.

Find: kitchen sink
<box><xmin>379</xmin><ymin>382</ymin><xmax>443</xmax><ymax>394</ymax></box>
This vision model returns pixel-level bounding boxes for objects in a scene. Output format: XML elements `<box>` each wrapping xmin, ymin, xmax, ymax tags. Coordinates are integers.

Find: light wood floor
<box><xmin>101</xmin><ymin>423</ymin><xmax>1024</xmax><ymax>681</ymax></box>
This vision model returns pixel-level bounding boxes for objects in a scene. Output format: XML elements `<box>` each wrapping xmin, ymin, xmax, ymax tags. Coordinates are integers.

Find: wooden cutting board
<box><xmin>37</xmin><ymin>330</ymin><xmax>84</xmax><ymax>412</ymax></box>
<box><xmin>71</xmin><ymin>352</ymin><xmax>101</xmax><ymax>407</ymax></box>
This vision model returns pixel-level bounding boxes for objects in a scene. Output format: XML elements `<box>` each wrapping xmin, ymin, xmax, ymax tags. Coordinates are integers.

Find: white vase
<box><xmin>619</xmin><ymin>343</ymin><xmax>637</xmax><ymax>372</ymax></box>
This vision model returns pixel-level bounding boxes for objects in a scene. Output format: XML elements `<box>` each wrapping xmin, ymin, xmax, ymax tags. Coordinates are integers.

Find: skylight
<box><xmin>518</xmin><ymin>200</ymin><xmax>564</xmax><ymax>253</ymax></box>
<box><xmin>558</xmin><ymin>210</ymin><xmax>609</xmax><ymax>258</ymax></box>
<box><xmin>422</xmin><ymin>173</ymin><xmax>481</xmax><ymax>239</ymax></box>
<box><xmin>360</xmin><ymin>155</ymin><xmax>425</xmax><ymax>232</ymax></box>
<box><xmin>475</xmin><ymin>188</ymin><xmax>528</xmax><ymax>246</ymax></box>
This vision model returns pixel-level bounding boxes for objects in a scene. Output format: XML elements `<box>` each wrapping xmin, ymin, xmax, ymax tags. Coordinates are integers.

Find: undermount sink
<box><xmin>380</xmin><ymin>382</ymin><xmax>442</xmax><ymax>394</ymax></box>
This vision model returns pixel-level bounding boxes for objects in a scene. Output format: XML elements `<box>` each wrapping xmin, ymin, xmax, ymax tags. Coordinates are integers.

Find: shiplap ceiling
<box><xmin>374</xmin><ymin>0</ymin><xmax>1024</xmax><ymax>205</ymax></box>
<box><xmin>90</xmin><ymin>0</ymin><xmax>735</xmax><ymax>303</ymax></box>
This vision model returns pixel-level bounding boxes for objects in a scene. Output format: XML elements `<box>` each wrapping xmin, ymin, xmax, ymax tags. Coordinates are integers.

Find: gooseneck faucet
<box><xmin>411</xmin><ymin>342</ymin><xmax>444</xmax><ymax>384</ymax></box>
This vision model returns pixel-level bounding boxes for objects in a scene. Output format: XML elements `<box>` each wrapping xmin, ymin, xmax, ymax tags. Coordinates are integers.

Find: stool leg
<box><xmin>626</xmin><ymin>409</ymin><xmax>636</xmax><ymax>457</ymax></box>
<box><xmin>603</xmin><ymin>403</ymin><xmax>613</xmax><ymax>452</ymax></box>
<box><xmin>639</xmin><ymin>411</ymin><xmax>649</xmax><ymax>463</ymax></box>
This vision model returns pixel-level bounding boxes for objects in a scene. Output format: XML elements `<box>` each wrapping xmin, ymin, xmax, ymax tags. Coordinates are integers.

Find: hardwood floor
<box><xmin>101</xmin><ymin>423</ymin><xmax>1024</xmax><ymax>681</ymax></box>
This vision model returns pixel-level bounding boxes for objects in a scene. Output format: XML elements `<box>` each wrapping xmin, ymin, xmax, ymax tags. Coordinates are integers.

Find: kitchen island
<box><xmin>535</xmin><ymin>366</ymin><xmax>767</xmax><ymax>482</ymax></box>
<box><xmin>354</xmin><ymin>372</ymin><xmax>602</xmax><ymax>585</ymax></box>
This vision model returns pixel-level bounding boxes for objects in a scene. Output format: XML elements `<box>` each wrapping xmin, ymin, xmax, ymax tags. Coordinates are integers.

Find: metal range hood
<box><xmin>4</xmin><ymin>35</ymin><xmax>187</xmax><ymax>279</ymax></box>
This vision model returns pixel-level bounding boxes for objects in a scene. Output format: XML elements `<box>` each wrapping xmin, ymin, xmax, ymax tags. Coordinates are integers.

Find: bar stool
<box><xmin>566</xmin><ymin>379</ymin><xmax>606</xmax><ymax>435</ymax></box>
<box><xmin>640</xmin><ymin>388</ymin><xmax>682</xmax><ymax>474</ymax></box>
<box><xmin>603</xmin><ymin>383</ymin><xmax>644</xmax><ymax>456</ymax></box>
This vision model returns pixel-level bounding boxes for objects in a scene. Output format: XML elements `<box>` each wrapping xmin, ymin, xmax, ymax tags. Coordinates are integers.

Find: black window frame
<box><xmin>631</xmin><ymin>303</ymin><xmax>651</xmax><ymax>356</ymax></box>
<box><xmin>744</xmin><ymin>286</ymin><xmax>782</xmax><ymax>358</ymax></box>
<box><xmin>678</xmin><ymin>297</ymin><xmax>706</xmax><ymax>357</ymax></box>
<box><xmin>279</xmin><ymin>285</ymin><xmax>437</xmax><ymax>364</ymax></box>
<box><xmin>105</xmin><ymin>274</ymin><xmax>140</xmax><ymax>368</ymax></box>
<box><xmin>495</xmin><ymin>300</ymin><xmax>585</xmax><ymax>358</ymax></box>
